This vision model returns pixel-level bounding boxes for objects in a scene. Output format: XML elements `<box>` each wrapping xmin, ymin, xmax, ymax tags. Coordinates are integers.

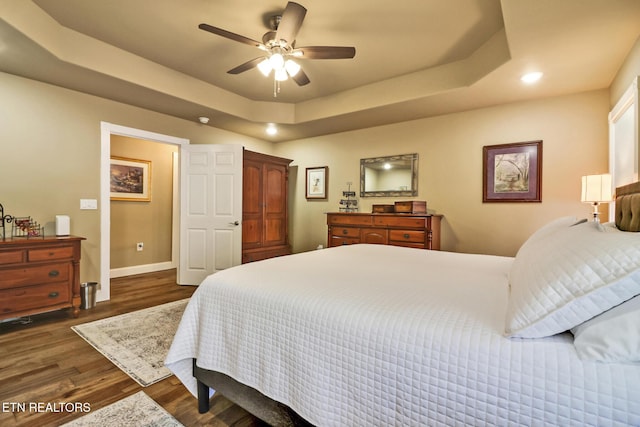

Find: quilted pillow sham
<box><xmin>570</xmin><ymin>294</ymin><xmax>640</xmax><ymax>362</ymax></box>
<box><xmin>506</xmin><ymin>220</ymin><xmax>640</xmax><ymax>338</ymax></box>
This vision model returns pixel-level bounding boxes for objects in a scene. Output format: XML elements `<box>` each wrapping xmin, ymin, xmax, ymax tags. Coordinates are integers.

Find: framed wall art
<box><xmin>483</xmin><ymin>140</ymin><xmax>542</xmax><ymax>202</ymax></box>
<box><xmin>306</xmin><ymin>166</ymin><xmax>328</xmax><ymax>199</ymax></box>
<box><xmin>110</xmin><ymin>156</ymin><xmax>152</xmax><ymax>201</ymax></box>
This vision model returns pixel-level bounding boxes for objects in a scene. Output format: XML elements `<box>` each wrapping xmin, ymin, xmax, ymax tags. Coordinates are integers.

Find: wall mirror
<box><xmin>360</xmin><ymin>153</ymin><xmax>418</xmax><ymax>197</ymax></box>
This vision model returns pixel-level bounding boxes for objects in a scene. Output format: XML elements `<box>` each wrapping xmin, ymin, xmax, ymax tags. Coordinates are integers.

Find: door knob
<box><xmin>229</xmin><ymin>221</ymin><xmax>240</xmax><ymax>226</ymax></box>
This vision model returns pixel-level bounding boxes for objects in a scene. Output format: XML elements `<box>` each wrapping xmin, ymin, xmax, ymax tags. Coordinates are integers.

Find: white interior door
<box><xmin>178</xmin><ymin>144</ymin><xmax>243</xmax><ymax>285</ymax></box>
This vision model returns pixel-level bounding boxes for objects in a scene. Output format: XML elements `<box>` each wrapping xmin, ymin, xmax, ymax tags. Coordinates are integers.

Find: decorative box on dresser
<box><xmin>327</xmin><ymin>213</ymin><xmax>442</xmax><ymax>250</ymax></box>
<box><xmin>242</xmin><ymin>150</ymin><xmax>293</xmax><ymax>263</ymax></box>
<box><xmin>0</xmin><ymin>236</ymin><xmax>85</xmax><ymax>321</ymax></box>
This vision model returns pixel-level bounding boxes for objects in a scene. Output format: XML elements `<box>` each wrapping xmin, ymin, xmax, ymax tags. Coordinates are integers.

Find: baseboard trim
<box><xmin>110</xmin><ymin>261</ymin><xmax>175</xmax><ymax>278</ymax></box>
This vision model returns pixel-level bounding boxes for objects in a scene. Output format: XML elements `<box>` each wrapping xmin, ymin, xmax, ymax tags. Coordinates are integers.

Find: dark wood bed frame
<box><xmin>193</xmin><ymin>182</ymin><xmax>640</xmax><ymax>426</ymax></box>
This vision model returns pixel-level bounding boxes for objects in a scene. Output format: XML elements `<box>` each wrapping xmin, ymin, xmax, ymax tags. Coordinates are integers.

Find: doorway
<box><xmin>100</xmin><ymin>122</ymin><xmax>188</xmax><ymax>302</ymax></box>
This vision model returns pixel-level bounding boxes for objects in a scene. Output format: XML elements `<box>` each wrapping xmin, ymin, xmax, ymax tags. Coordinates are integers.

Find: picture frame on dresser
<box><xmin>306</xmin><ymin>166</ymin><xmax>328</xmax><ymax>200</ymax></box>
<box><xmin>483</xmin><ymin>140</ymin><xmax>542</xmax><ymax>203</ymax></box>
<box><xmin>110</xmin><ymin>156</ymin><xmax>152</xmax><ymax>201</ymax></box>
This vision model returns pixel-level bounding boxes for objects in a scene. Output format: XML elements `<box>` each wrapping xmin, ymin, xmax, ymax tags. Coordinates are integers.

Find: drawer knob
<box><xmin>403</xmin><ymin>233</ymin><xmax>410</xmax><ymax>239</ymax></box>
<box><xmin>342</xmin><ymin>229</ymin><xmax>348</xmax><ymax>235</ymax></box>
<box><xmin>48</xmin><ymin>291</ymin><xmax>59</xmax><ymax>299</ymax></box>
<box><xmin>49</xmin><ymin>270</ymin><xmax>60</xmax><ymax>277</ymax></box>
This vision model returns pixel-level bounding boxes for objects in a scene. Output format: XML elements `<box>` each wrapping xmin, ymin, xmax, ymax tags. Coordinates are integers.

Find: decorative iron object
<box><xmin>12</xmin><ymin>216</ymin><xmax>44</xmax><ymax>238</ymax></box>
<box><xmin>0</xmin><ymin>203</ymin><xmax>14</xmax><ymax>240</ymax></box>
<box><xmin>339</xmin><ymin>182</ymin><xmax>358</xmax><ymax>212</ymax></box>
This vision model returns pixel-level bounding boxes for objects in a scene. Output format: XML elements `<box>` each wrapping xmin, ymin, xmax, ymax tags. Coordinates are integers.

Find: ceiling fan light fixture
<box><xmin>257</xmin><ymin>58</ymin><xmax>272</xmax><ymax>76</ymax></box>
<box><xmin>284</xmin><ymin>59</ymin><xmax>301</xmax><ymax>77</ymax></box>
<box><xmin>269</xmin><ymin>52</ymin><xmax>285</xmax><ymax>70</ymax></box>
<box><xmin>274</xmin><ymin>67</ymin><xmax>288</xmax><ymax>81</ymax></box>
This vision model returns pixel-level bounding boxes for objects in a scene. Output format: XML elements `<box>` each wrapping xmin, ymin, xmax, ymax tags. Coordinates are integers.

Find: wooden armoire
<box><xmin>242</xmin><ymin>149</ymin><xmax>293</xmax><ymax>263</ymax></box>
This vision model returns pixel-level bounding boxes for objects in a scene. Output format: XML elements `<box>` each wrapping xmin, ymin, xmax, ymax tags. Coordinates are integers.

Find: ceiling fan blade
<box><xmin>296</xmin><ymin>46</ymin><xmax>356</xmax><ymax>59</ymax></box>
<box><xmin>227</xmin><ymin>57</ymin><xmax>265</xmax><ymax>74</ymax></box>
<box><xmin>291</xmin><ymin>68</ymin><xmax>310</xmax><ymax>86</ymax></box>
<box><xmin>198</xmin><ymin>23</ymin><xmax>265</xmax><ymax>50</ymax></box>
<box><xmin>275</xmin><ymin>2</ymin><xmax>307</xmax><ymax>45</ymax></box>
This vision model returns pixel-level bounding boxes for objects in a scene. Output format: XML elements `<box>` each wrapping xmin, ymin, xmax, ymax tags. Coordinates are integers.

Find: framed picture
<box><xmin>306</xmin><ymin>166</ymin><xmax>328</xmax><ymax>199</ymax></box>
<box><xmin>110</xmin><ymin>156</ymin><xmax>152</xmax><ymax>201</ymax></box>
<box><xmin>483</xmin><ymin>140</ymin><xmax>542</xmax><ymax>202</ymax></box>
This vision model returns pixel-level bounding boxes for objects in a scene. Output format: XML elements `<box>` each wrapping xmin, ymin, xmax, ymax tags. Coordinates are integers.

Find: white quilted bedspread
<box><xmin>165</xmin><ymin>245</ymin><xmax>640</xmax><ymax>426</ymax></box>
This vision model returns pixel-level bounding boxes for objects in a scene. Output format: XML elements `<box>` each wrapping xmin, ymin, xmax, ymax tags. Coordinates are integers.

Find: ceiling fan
<box><xmin>198</xmin><ymin>1</ymin><xmax>356</xmax><ymax>96</ymax></box>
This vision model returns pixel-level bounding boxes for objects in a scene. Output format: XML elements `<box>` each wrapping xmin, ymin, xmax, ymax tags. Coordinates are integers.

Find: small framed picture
<box><xmin>110</xmin><ymin>156</ymin><xmax>152</xmax><ymax>201</ymax></box>
<box><xmin>305</xmin><ymin>166</ymin><xmax>328</xmax><ymax>200</ymax></box>
<box><xmin>483</xmin><ymin>140</ymin><xmax>542</xmax><ymax>202</ymax></box>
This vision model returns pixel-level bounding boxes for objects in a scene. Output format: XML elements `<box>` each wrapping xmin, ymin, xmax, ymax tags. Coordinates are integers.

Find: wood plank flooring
<box><xmin>0</xmin><ymin>269</ymin><xmax>266</xmax><ymax>427</ymax></box>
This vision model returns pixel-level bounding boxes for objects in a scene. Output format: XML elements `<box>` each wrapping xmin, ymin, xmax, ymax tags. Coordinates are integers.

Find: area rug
<box><xmin>60</xmin><ymin>391</ymin><xmax>184</xmax><ymax>427</ymax></box>
<box><xmin>71</xmin><ymin>299</ymin><xmax>189</xmax><ymax>387</ymax></box>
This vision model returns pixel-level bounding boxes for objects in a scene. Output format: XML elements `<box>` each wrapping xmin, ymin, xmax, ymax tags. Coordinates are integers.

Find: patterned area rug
<box><xmin>71</xmin><ymin>299</ymin><xmax>189</xmax><ymax>387</ymax></box>
<box><xmin>60</xmin><ymin>391</ymin><xmax>184</xmax><ymax>427</ymax></box>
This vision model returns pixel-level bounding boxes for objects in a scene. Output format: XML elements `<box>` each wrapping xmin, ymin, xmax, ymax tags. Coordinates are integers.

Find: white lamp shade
<box><xmin>581</xmin><ymin>174</ymin><xmax>612</xmax><ymax>203</ymax></box>
<box><xmin>269</xmin><ymin>53</ymin><xmax>285</xmax><ymax>70</ymax></box>
<box><xmin>257</xmin><ymin>58</ymin><xmax>272</xmax><ymax>76</ymax></box>
<box><xmin>274</xmin><ymin>68</ymin><xmax>288</xmax><ymax>81</ymax></box>
<box><xmin>284</xmin><ymin>59</ymin><xmax>301</xmax><ymax>77</ymax></box>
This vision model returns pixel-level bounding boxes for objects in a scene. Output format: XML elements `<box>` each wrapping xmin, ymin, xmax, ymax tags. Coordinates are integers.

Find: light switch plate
<box><xmin>80</xmin><ymin>199</ymin><xmax>98</xmax><ymax>210</ymax></box>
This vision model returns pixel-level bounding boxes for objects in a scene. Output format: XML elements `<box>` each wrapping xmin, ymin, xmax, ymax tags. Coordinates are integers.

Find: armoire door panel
<box><xmin>264</xmin><ymin>219</ymin><xmax>286</xmax><ymax>244</ymax></box>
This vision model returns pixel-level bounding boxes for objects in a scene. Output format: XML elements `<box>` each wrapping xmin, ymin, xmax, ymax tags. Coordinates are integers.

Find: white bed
<box><xmin>165</xmin><ymin>182</ymin><xmax>640</xmax><ymax>426</ymax></box>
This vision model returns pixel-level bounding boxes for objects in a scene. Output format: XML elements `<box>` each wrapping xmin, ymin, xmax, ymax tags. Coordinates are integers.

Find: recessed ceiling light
<box><xmin>266</xmin><ymin>124</ymin><xmax>278</xmax><ymax>136</ymax></box>
<box><xmin>521</xmin><ymin>71</ymin><xmax>543</xmax><ymax>84</ymax></box>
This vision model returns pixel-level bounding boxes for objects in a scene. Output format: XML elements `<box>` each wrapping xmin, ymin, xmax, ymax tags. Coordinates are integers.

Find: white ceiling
<box><xmin>1</xmin><ymin>0</ymin><xmax>639</xmax><ymax>142</ymax></box>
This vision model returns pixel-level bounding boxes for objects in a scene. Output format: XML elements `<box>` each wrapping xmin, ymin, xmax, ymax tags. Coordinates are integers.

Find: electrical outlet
<box><xmin>136</xmin><ymin>242</ymin><xmax>144</xmax><ymax>252</ymax></box>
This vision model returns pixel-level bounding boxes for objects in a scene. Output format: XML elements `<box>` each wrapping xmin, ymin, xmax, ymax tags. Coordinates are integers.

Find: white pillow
<box><xmin>570</xmin><ymin>295</ymin><xmax>640</xmax><ymax>362</ymax></box>
<box><xmin>506</xmin><ymin>220</ymin><xmax>640</xmax><ymax>338</ymax></box>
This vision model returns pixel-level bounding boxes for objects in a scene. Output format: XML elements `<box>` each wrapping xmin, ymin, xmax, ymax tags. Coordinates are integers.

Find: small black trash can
<box><xmin>80</xmin><ymin>282</ymin><xmax>98</xmax><ymax>309</ymax></box>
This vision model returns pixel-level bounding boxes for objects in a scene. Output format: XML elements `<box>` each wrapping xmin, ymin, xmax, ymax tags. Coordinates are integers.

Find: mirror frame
<box><xmin>360</xmin><ymin>153</ymin><xmax>418</xmax><ymax>197</ymax></box>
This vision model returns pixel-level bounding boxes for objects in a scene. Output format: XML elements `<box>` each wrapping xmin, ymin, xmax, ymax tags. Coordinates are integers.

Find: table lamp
<box><xmin>581</xmin><ymin>174</ymin><xmax>613</xmax><ymax>223</ymax></box>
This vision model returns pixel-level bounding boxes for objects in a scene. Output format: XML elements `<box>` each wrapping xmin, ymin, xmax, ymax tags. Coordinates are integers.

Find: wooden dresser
<box><xmin>0</xmin><ymin>236</ymin><xmax>85</xmax><ymax>321</ymax></box>
<box><xmin>242</xmin><ymin>150</ymin><xmax>293</xmax><ymax>263</ymax></box>
<box><xmin>327</xmin><ymin>213</ymin><xmax>442</xmax><ymax>250</ymax></box>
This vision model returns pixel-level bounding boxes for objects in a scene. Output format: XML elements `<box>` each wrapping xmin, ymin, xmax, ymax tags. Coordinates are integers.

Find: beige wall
<box><xmin>110</xmin><ymin>136</ymin><xmax>177</xmax><ymax>269</ymax></box>
<box><xmin>276</xmin><ymin>90</ymin><xmax>610</xmax><ymax>256</ymax></box>
<box><xmin>610</xmin><ymin>35</ymin><xmax>640</xmax><ymax>106</ymax></box>
<box><xmin>0</xmin><ymin>71</ymin><xmax>273</xmax><ymax>285</ymax></box>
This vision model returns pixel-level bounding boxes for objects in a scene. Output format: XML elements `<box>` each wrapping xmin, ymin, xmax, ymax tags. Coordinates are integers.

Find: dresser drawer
<box><xmin>0</xmin><ymin>250</ymin><xmax>25</xmax><ymax>266</ymax></box>
<box><xmin>329</xmin><ymin>236</ymin><xmax>359</xmax><ymax>246</ymax></box>
<box><xmin>28</xmin><ymin>246</ymin><xmax>74</xmax><ymax>262</ymax></box>
<box><xmin>361</xmin><ymin>228</ymin><xmax>388</xmax><ymax>244</ymax></box>
<box><xmin>389</xmin><ymin>229</ymin><xmax>425</xmax><ymax>243</ymax></box>
<box><xmin>0</xmin><ymin>263</ymin><xmax>70</xmax><ymax>290</ymax></box>
<box><xmin>0</xmin><ymin>283</ymin><xmax>71</xmax><ymax>315</ymax></box>
<box><xmin>373</xmin><ymin>215</ymin><xmax>426</xmax><ymax>228</ymax></box>
<box><xmin>389</xmin><ymin>241</ymin><xmax>425</xmax><ymax>249</ymax></box>
<box><xmin>328</xmin><ymin>214</ymin><xmax>373</xmax><ymax>226</ymax></box>
<box><xmin>330</xmin><ymin>226</ymin><xmax>360</xmax><ymax>238</ymax></box>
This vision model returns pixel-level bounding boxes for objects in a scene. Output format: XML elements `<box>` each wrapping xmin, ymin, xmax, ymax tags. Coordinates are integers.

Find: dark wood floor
<box><xmin>0</xmin><ymin>269</ymin><xmax>266</xmax><ymax>427</ymax></box>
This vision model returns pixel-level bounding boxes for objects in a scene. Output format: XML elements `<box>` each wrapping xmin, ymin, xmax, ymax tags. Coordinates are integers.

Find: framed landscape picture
<box><xmin>110</xmin><ymin>156</ymin><xmax>152</xmax><ymax>201</ymax></box>
<box><xmin>483</xmin><ymin>140</ymin><xmax>542</xmax><ymax>202</ymax></box>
